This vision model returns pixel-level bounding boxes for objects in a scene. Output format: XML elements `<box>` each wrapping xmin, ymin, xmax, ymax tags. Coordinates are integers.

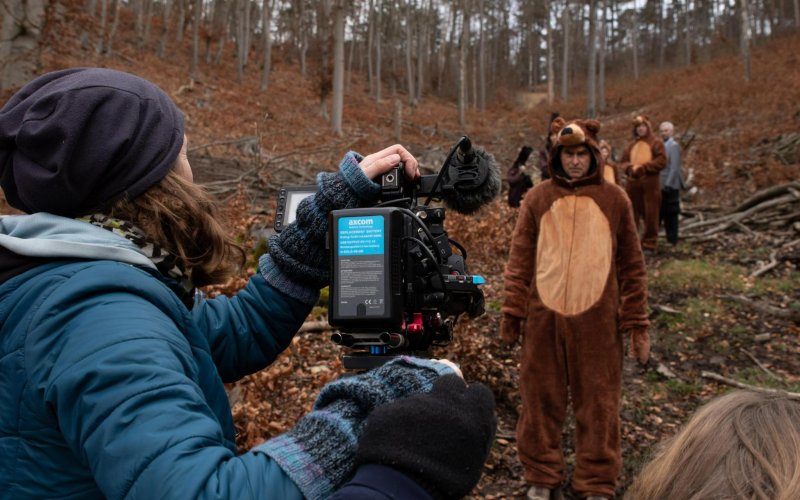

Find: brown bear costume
<box><xmin>502</xmin><ymin>119</ymin><xmax>650</xmax><ymax>498</ymax></box>
<box><xmin>619</xmin><ymin>115</ymin><xmax>666</xmax><ymax>251</ymax></box>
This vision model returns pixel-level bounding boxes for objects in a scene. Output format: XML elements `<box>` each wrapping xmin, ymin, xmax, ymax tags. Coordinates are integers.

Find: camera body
<box><xmin>328</xmin><ymin>159</ymin><xmax>486</xmax><ymax>370</ymax></box>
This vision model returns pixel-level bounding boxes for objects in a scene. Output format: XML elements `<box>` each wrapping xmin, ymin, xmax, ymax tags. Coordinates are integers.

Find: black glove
<box><xmin>353</xmin><ymin>374</ymin><xmax>497</xmax><ymax>499</ymax></box>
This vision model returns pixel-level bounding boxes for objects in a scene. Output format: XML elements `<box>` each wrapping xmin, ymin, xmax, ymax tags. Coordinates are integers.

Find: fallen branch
<box><xmin>722</xmin><ymin>294</ymin><xmax>800</xmax><ymax>323</ymax></box>
<box><xmin>739</xmin><ymin>348</ymin><xmax>782</xmax><ymax>381</ymax></box>
<box><xmin>730</xmin><ymin>181</ymin><xmax>800</xmax><ymax>213</ymax></box>
<box><xmin>750</xmin><ymin>250</ymin><xmax>779</xmax><ymax>278</ymax></box>
<box><xmin>700</xmin><ymin>371</ymin><xmax>800</xmax><ymax>399</ymax></box>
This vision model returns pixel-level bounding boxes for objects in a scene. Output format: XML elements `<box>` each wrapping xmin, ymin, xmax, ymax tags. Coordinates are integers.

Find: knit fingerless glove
<box><xmin>259</xmin><ymin>152</ymin><xmax>380</xmax><ymax>305</ymax></box>
<box><xmin>257</xmin><ymin>356</ymin><xmax>455</xmax><ymax>500</ymax></box>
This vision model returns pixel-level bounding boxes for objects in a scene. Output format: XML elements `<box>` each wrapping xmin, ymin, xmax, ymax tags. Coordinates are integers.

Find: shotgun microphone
<box><xmin>418</xmin><ymin>136</ymin><xmax>501</xmax><ymax>215</ymax></box>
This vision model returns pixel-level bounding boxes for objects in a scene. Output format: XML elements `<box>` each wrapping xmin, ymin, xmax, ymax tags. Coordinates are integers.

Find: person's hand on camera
<box><xmin>349</xmin><ymin>374</ymin><xmax>497</xmax><ymax>499</ymax></box>
<box><xmin>359</xmin><ymin>144</ymin><xmax>419</xmax><ymax>181</ymax></box>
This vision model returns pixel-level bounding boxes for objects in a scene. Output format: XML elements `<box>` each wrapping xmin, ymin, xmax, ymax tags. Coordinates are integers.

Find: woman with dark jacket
<box><xmin>0</xmin><ymin>68</ymin><xmax>495</xmax><ymax>500</ymax></box>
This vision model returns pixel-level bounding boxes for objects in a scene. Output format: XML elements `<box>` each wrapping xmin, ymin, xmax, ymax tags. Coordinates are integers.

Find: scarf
<box><xmin>78</xmin><ymin>214</ymin><xmax>194</xmax><ymax>299</ymax></box>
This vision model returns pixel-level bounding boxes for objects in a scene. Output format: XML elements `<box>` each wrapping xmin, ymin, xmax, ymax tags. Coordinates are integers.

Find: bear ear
<box><xmin>550</xmin><ymin>116</ymin><xmax>566</xmax><ymax>135</ymax></box>
<box><xmin>583</xmin><ymin>119</ymin><xmax>601</xmax><ymax>135</ymax></box>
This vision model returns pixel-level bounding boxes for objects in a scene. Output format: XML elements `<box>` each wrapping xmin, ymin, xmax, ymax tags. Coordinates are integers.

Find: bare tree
<box><xmin>405</xmin><ymin>0</ymin><xmax>415</xmax><ymax>105</ymax></box>
<box><xmin>547</xmin><ymin>0</ymin><xmax>555</xmax><ymax>104</ymax></box>
<box><xmin>586</xmin><ymin>0</ymin><xmax>598</xmax><ymax>117</ymax></box>
<box><xmin>156</xmin><ymin>0</ymin><xmax>174</xmax><ymax>58</ymax></box>
<box><xmin>477</xmin><ymin>0</ymin><xmax>486</xmax><ymax>111</ymax></box>
<box><xmin>631</xmin><ymin>3</ymin><xmax>640</xmax><ymax>80</ymax></box>
<box><xmin>375</xmin><ymin>0</ymin><xmax>382</xmax><ymax>101</ymax></box>
<box><xmin>740</xmin><ymin>0</ymin><xmax>752</xmax><ymax>81</ymax></box>
<box><xmin>561</xmin><ymin>0</ymin><xmax>570</xmax><ymax>101</ymax></box>
<box><xmin>190</xmin><ymin>0</ymin><xmax>202</xmax><ymax>81</ymax></box>
<box><xmin>458</xmin><ymin>0</ymin><xmax>468</xmax><ymax>129</ymax></box>
<box><xmin>260</xmin><ymin>0</ymin><xmax>274</xmax><ymax>91</ymax></box>
<box><xmin>598</xmin><ymin>0</ymin><xmax>607</xmax><ymax>112</ymax></box>
<box><xmin>0</xmin><ymin>0</ymin><xmax>45</xmax><ymax>89</ymax></box>
<box><xmin>332</xmin><ymin>2</ymin><xmax>345</xmax><ymax>134</ymax></box>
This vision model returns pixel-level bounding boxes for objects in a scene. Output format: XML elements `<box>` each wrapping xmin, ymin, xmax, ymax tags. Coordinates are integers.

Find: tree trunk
<box><xmin>366</xmin><ymin>0</ymin><xmax>374</xmax><ymax>95</ymax></box>
<box><xmin>684</xmin><ymin>0</ymin><xmax>693</xmax><ymax>65</ymax></box>
<box><xmin>458</xmin><ymin>0</ymin><xmax>468</xmax><ymax>129</ymax></box>
<box><xmin>478</xmin><ymin>0</ymin><xmax>486</xmax><ymax>111</ymax></box>
<box><xmin>95</xmin><ymin>0</ymin><xmax>108</xmax><ymax>54</ymax></box>
<box><xmin>107</xmin><ymin>0</ymin><xmax>121</xmax><ymax>56</ymax></box>
<box><xmin>795</xmin><ymin>0</ymin><xmax>800</xmax><ymax>28</ymax></box>
<box><xmin>546</xmin><ymin>0</ymin><xmax>555</xmax><ymax>104</ymax></box>
<box><xmin>331</xmin><ymin>4</ymin><xmax>345</xmax><ymax>134</ymax></box>
<box><xmin>586</xmin><ymin>0</ymin><xmax>597</xmax><ymax>117</ymax></box>
<box><xmin>560</xmin><ymin>0</ymin><xmax>570</xmax><ymax>101</ymax></box>
<box><xmin>740</xmin><ymin>0</ymin><xmax>752</xmax><ymax>81</ymax></box>
<box><xmin>598</xmin><ymin>0</ymin><xmax>607</xmax><ymax>112</ymax></box>
<box><xmin>405</xmin><ymin>1</ymin><xmax>415</xmax><ymax>105</ymax></box>
<box><xmin>632</xmin><ymin>5</ymin><xmax>640</xmax><ymax>80</ymax></box>
<box><xmin>260</xmin><ymin>0</ymin><xmax>273</xmax><ymax>91</ymax></box>
<box><xmin>0</xmin><ymin>0</ymin><xmax>45</xmax><ymax>89</ymax></box>
<box><xmin>375</xmin><ymin>0</ymin><xmax>382</xmax><ymax>101</ymax></box>
<box><xmin>191</xmin><ymin>0</ymin><xmax>201</xmax><ymax>81</ymax></box>
<box><xmin>157</xmin><ymin>0</ymin><xmax>174</xmax><ymax>58</ymax></box>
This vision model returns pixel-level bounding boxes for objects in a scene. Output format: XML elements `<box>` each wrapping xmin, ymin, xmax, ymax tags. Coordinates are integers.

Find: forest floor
<box><xmin>3</xmin><ymin>3</ymin><xmax>799</xmax><ymax>496</ymax></box>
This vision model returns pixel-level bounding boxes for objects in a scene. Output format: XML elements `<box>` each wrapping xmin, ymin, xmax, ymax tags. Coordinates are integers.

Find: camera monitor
<box><xmin>274</xmin><ymin>185</ymin><xmax>318</xmax><ymax>232</ymax></box>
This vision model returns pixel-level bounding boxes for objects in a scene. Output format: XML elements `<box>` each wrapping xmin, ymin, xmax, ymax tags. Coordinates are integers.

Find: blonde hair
<box><xmin>627</xmin><ymin>390</ymin><xmax>800</xmax><ymax>500</ymax></box>
<box><xmin>109</xmin><ymin>170</ymin><xmax>245</xmax><ymax>287</ymax></box>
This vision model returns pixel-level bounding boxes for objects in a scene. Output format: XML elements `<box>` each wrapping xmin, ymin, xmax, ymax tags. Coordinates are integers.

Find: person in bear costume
<box><xmin>619</xmin><ymin>115</ymin><xmax>667</xmax><ymax>252</ymax></box>
<box><xmin>501</xmin><ymin>118</ymin><xmax>650</xmax><ymax>500</ymax></box>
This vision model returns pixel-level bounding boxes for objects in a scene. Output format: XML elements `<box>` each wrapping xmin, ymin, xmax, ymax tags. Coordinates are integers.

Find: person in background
<box><xmin>537</xmin><ymin>112</ymin><xmax>563</xmax><ymax>180</ymax></box>
<box><xmin>627</xmin><ymin>390</ymin><xmax>800</xmax><ymax>500</ymax></box>
<box><xmin>508</xmin><ymin>145</ymin><xmax>535</xmax><ymax>207</ymax></box>
<box><xmin>658</xmin><ymin>121</ymin><xmax>686</xmax><ymax>246</ymax></box>
<box><xmin>619</xmin><ymin>115</ymin><xmax>667</xmax><ymax>253</ymax></box>
<box><xmin>599</xmin><ymin>139</ymin><xmax>621</xmax><ymax>185</ymax></box>
<box><xmin>0</xmin><ymin>68</ymin><xmax>496</xmax><ymax>500</ymax></box>
<box><xmin>502</xmin><ymin>118</ymin><xmax>649</xmax><ymax>500</ymax></box>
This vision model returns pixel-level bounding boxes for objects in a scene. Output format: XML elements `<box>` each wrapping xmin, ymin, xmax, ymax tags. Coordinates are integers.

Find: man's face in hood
<box><xmin>560</xmin><ymin>144</ymin><xmax>592</xmax><ymax>180</ymax></box>
<box><xmin>636</xmin><ymin>122</ymin><xmax>649</xmax><ymax>138</ymax></box>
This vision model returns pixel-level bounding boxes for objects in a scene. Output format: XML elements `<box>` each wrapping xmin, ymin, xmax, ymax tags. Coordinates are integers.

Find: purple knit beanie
<box><xmin>0</xmin><ymin>67</ymin><xmax>184</xmax><ymax>216</ymax></box>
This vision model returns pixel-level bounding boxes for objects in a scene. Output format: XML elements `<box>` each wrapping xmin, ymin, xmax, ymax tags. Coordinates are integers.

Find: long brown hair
<box><xmin>627</xmin><ymin>390</ymin><xmax>800</xmax><ymax>500</ymax></box>
<box><xmin>109</xmin><ymin>170</ymin><xmax>245</xmax><ymax>287</ymax></box>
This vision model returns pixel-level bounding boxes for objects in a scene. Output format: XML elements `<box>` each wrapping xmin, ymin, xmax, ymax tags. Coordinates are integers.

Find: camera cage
<box><xmin>327</xmin><ymin>137</ymin><xmax>486</xmax><ymax>370</ymax></box>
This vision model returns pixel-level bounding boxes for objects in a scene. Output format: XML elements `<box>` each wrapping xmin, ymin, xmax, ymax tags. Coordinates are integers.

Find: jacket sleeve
<box><xmin>32</xmin><ymin>267</ymin><xmax>306</xmax><ymax>500</ymax></box>
<box><xmin>615</xmin><ymin>196</ymin><xmax>650</xmax><ymax>333</ymax></box>
<box><xmin>502</xmin><ymin>195</ymin><xmax>538</xmax><ymax>319</ymax></box>
<box><xmin>191</xmin><ymin>273</ymin><xmax>311</xmax><ymax>382</ymax></box>
<box><xmin>640</xmin><ymin>139</ymin><xmax>667</xmax><ymax>175</ymax></box>
<box><xmin>261</xmin><ymin>152</ymin><xmax>380</xmax><ymax>305</ymax></box>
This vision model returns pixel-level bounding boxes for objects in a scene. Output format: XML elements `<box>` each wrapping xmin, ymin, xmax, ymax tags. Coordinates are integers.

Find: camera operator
<box><xmin>0</xmin><ymin>68</ymin><xmax>496</xmax><ymax>499</ymax></box>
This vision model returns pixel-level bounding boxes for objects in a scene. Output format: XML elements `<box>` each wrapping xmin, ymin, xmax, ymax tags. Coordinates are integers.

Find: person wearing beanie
<box><xmin>501</xmin><ymin>119</ymin><xmax>650</xmax><ymax>500</ymax></box>
<box><xmin>0</xmin><ymin>68</ymin><xmax>496</xmax><ymax>499</ymax></box>
<box><xmin>619</xmin><ymin>115</ymin><xmax>667</xmax><ymax>253</ymax></box>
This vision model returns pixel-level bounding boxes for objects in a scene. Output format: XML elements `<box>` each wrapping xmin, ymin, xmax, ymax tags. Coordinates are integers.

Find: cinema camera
<box><xmin>275</xmin><ymin>137</ymin><xmax>500</xmax><ymax>370</ymax></box>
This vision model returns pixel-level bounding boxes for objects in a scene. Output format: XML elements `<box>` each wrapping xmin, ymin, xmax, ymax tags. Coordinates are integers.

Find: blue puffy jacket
<box><xmin>0</xmin><ymin>214</ymin><xmax>309</xmax><ymax>499</ymax></box>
